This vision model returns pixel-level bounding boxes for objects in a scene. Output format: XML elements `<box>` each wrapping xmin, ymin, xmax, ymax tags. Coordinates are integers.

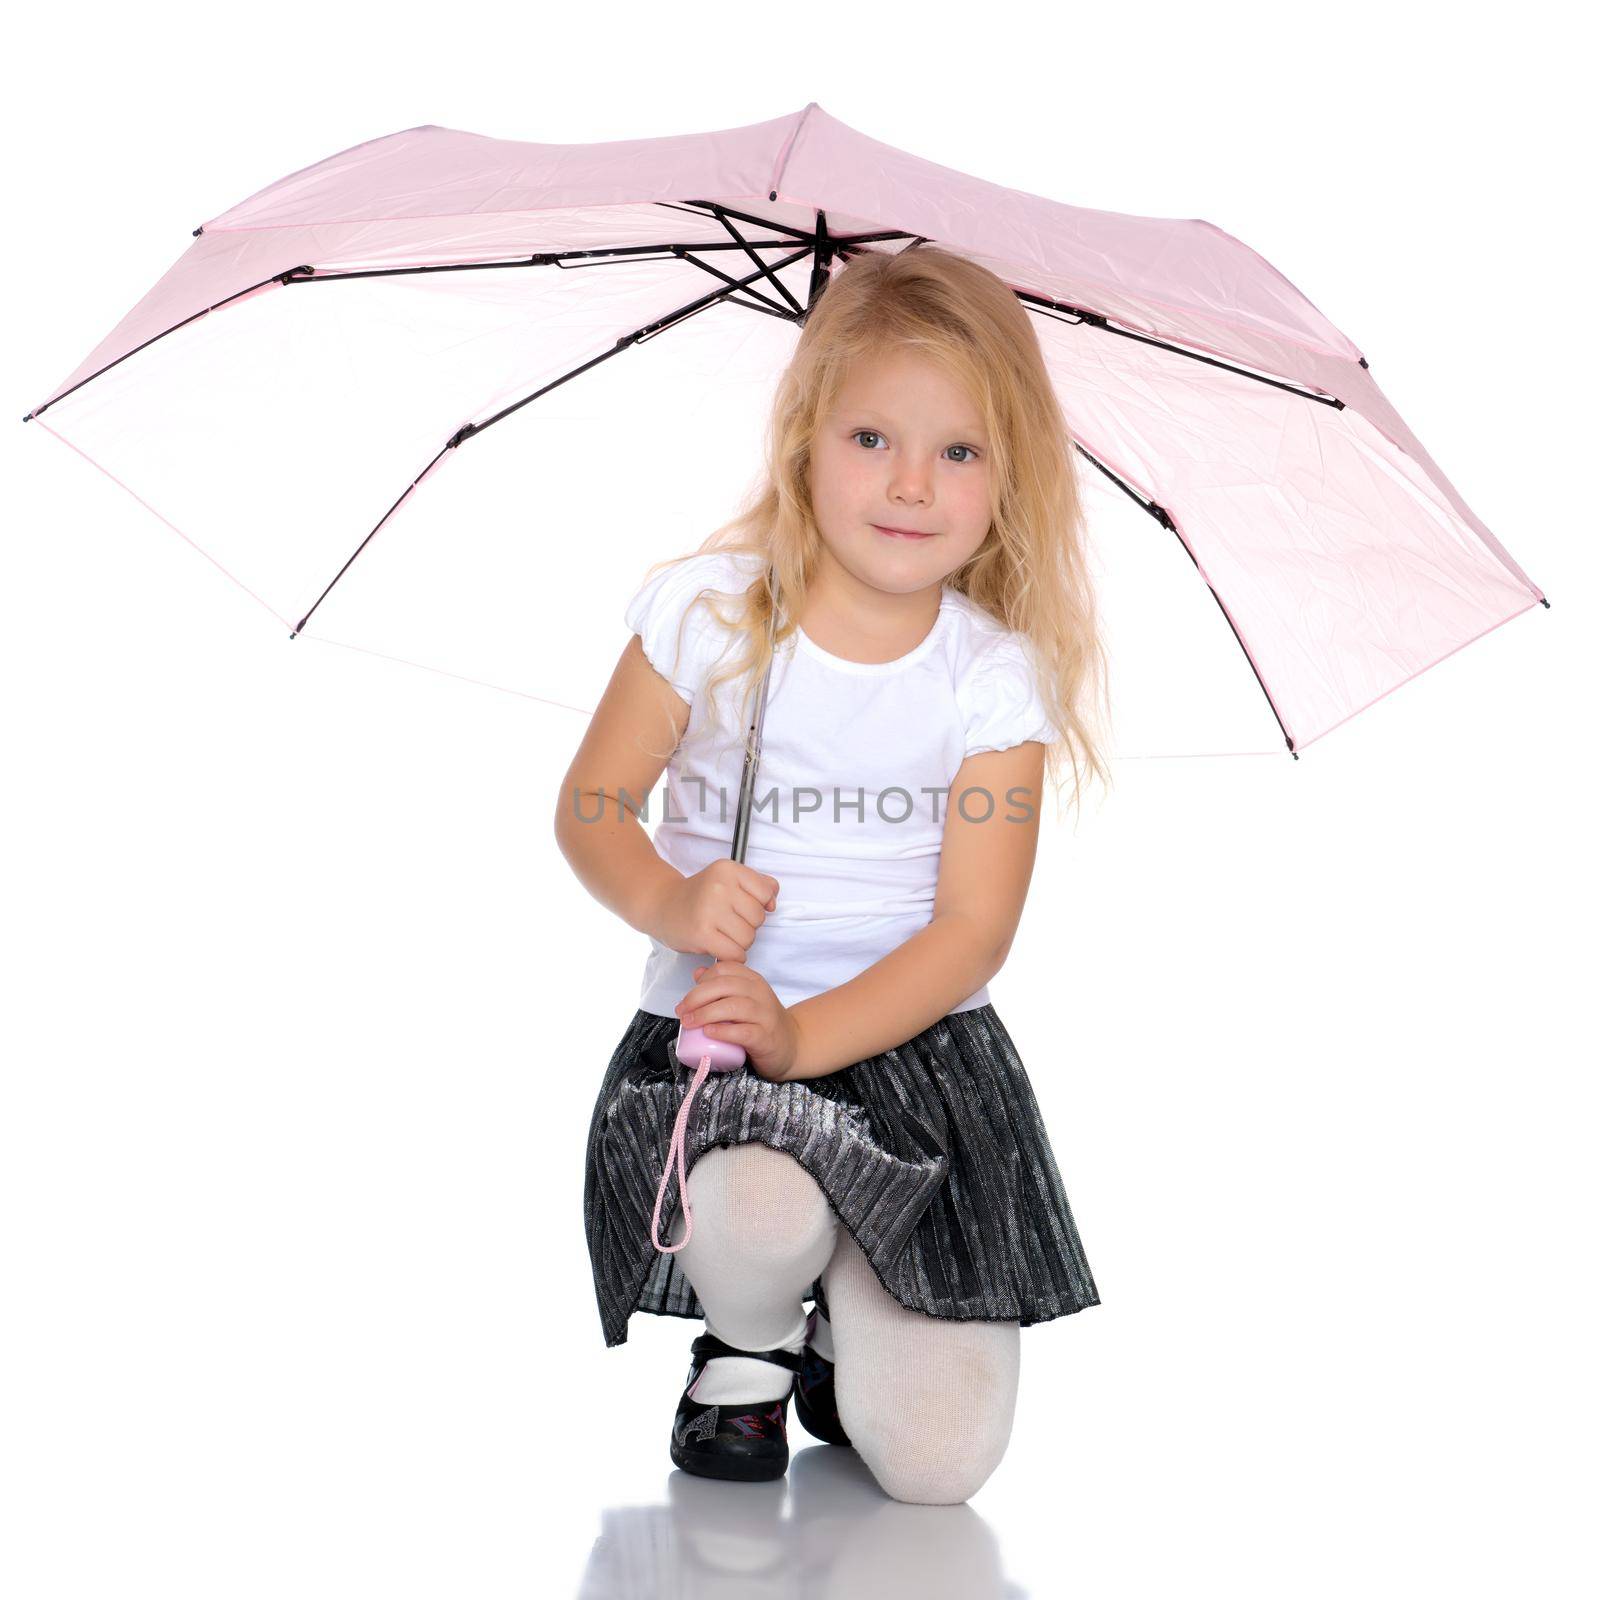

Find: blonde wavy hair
<box><xmin>637</xmin><ymin>242</ymin><xmax>1111</xmax><ymax>815</ymax></box>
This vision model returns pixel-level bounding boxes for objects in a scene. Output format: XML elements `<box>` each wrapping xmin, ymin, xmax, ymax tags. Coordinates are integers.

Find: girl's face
<box><xmin>807</xmin><ymin>346</ymin><xmax>993</xmax><ymax>599</ymax></box>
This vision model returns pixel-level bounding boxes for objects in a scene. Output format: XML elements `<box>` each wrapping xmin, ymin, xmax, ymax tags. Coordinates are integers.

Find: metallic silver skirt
<box><xmin>583</xmin><ymin>1003</ymin><xmax>1102</xmax><ymax>1348</ymax></box>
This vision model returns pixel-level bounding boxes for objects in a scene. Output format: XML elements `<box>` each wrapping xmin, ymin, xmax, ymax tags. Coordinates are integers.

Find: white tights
<box><xmin>665</xmin><ymin>1140</ymin><xmax>1021</xmax><ymax>1505</ymax></box>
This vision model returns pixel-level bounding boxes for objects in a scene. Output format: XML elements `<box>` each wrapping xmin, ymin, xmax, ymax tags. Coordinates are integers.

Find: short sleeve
<box><xmin>961</xmin><ymin>635</ymin><xmax>1059</xmax><ymax>757</ymax></box>
<box><xmin>624</xmin><ymin>552</ymin><xmax>737</xmax><ymax>706</ymax></box>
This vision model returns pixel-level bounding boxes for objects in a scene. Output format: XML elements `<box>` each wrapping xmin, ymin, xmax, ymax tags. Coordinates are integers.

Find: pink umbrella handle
<box><xmin>676</xmin><ymin>1021</ymin><xmax>747</xmax><ymax>1072</ymax></box>
<box><xmin>650</xmin><ymin>1021</ymin><xmax>749</xmax><ymax>1254</ymax></box>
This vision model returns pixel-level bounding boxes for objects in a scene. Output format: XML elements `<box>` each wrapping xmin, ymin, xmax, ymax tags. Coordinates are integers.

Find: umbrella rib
<box><xmin>21</xmin><ymin>263</ymin><xmax>314</xmax><ymax>423</ymax></box>
<box><xmin>1073</xmin><ymin>443</ymin><xmax>1299</xmax><ymax>758</ymax></box>
<box><xmin>672</xmin><ymin>248</ymin><xmax>797</xmax><ymax>317</ymax></box>
<box><xmin>829</xmin><ymin>239</ymin><xmax>1341</xmax><ymax>409</ymax></box>
<box><xmin>707</xmin><ymin>208</ymin><xmax>806</xmax><ymax>315</ymax></box>
<box><xmin>720</xmin><ymin>290</ymin><xmax>809</xmax><ymax>321</ymax></box>
<box><xmin>289</xmin><ymin>242</ymin><xmax>817</xmax><ymax>639</ymax></box>
<box><xmin>1018</xmin><ymin>293</ymin><xmax>1343</xmax><ymax>408</ymax></box>
<box><xmin>275</xmin><ymin>237</ymin><xmax>814</xmax><ymax>284</ymax></box>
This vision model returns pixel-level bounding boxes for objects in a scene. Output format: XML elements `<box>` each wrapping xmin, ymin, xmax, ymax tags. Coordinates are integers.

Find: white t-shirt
<box><xmin>623</xmin><ymin>548</ymin><xmax>1060</xmax><ymax>1018</ymax></box>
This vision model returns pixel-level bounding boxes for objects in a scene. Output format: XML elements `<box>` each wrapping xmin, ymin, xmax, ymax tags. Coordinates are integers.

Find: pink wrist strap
<box><xmin>650</xmin><ymin>1051</ymin><xmax>714</xmax><ymax>1253</ymax></box>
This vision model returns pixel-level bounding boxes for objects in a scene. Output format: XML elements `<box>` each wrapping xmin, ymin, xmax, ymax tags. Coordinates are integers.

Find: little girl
<box><xmin>557</xmin><ymin>244</ymin><xmax>1108</xmax><ymax>1506</ymax></box>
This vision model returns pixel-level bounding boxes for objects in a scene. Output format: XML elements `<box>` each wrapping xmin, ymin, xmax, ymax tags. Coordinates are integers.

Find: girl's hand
<box><xmin>675</xmin><ymin>959</ymin><xmax>802</xmax><ymax>1082</ymax></box>
<box><xmin>654</xmin><ymin>861</ymin><xmax>779</xmax><ymax>964</ymax></box>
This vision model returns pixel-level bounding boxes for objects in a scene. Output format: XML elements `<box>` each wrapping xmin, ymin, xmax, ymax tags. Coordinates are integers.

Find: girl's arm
<box><xmin>553</xmin><ymin>634</ymin><xmax>693</xmax><ymax>940</ymax></box>
<box><xmin>786</xmin><ymin>740</ymin><xmax>1047</xmax><ymax>1078</ymax></box>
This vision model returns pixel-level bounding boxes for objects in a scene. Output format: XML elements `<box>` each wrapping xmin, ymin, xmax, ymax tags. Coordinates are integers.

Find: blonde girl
<box><xmin>557</xmin><ymin>243</ymin><xmax>1108</xmax><ymax>1505</ymax></box>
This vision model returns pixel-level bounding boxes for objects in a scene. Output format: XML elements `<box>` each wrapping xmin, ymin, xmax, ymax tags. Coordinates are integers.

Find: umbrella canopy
<box><xmin>22</xmin><ymin>102</ymin><xmax>1545</xmax><ymax>756</ymax></box>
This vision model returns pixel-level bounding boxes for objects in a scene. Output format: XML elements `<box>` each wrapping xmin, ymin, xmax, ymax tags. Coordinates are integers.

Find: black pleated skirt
<box><xmin>583</xmin><ymin>1003</ymin><xmax>1102</xmax><ymax>1348</ymax></box>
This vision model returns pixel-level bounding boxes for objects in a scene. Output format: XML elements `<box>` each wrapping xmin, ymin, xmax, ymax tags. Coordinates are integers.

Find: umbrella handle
<box><xmin>674</xmin><ymin>1022</ymin><xmax>746</xmax><ymax>1071</ymax></box>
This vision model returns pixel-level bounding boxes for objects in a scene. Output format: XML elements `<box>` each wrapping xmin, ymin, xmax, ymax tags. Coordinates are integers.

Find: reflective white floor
<box><xmin>579</xmin><ymin>1445</ymin><xmax>1025</xmax><ymax>1599</ymax></box>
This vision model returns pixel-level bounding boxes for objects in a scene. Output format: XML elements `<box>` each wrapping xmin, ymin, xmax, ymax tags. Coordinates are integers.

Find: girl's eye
<box><xmin>850</xmin><ymin>430</ymin><xmax>982</xmax><ymax>463</ymax></box>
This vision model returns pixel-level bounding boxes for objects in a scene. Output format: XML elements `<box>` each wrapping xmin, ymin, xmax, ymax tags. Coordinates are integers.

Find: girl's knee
<box><xmin>684</xmin><ymin>1141</ymin><xmax>834</xmax><ymax>1260</ymax></box>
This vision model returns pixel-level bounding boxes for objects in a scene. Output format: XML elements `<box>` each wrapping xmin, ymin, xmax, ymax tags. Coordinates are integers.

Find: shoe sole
<box><xmin>670</xmin><ymin>1437</ymin><xmax>789</xmax><ymax>1482</ymax></box>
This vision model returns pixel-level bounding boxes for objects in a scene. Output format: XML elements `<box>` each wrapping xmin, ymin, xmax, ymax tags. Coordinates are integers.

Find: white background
<box><xmin>4</xmin><ymin>4</ymin><xmax>1593</xmax><ymax>1597</ymax></box>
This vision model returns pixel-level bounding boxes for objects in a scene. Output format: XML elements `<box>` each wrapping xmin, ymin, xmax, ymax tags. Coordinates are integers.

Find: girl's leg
<box><xmin>665</xmin><ymin>1141</ymin><xmax>838</xmax><ymax>1402</ymax></box>
<box><xmin>821</xmin><ymin>1225</ymin><xmax>1020</xmax><ymax>1504</ymax></box>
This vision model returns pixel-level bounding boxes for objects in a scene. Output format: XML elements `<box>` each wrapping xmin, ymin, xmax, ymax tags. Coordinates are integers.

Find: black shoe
<box><xmin>670</xmin><ymin>1331</ymin><xmax>805</xmax><ymax>1484</ymax></box>
<box><xmin>792</xmin><ymin>1306</ymin><xmax>852</xmax><ymax>1448</ymax></box>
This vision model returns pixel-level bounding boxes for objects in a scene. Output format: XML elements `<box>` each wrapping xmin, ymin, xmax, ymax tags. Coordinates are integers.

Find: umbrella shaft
<box><xmin>730</xmin><ymin>568</ymin><xmax>780</xmax><ymax>864</ymax></box>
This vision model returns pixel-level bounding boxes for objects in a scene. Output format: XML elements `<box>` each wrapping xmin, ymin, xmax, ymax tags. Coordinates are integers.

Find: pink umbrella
<box><xmin>21</xmin><ymin>101</ymin><xmax>1546</xmax><ymax>756</ymax></box>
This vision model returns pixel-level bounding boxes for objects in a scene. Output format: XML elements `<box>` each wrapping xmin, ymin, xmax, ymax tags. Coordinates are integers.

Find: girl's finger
<box><xmin>707</xmin><ymin>933</ymin><xmax>748</xmax><ymax>962</ymax></box>
<box><xmin>676</xmin><ymin>982</ymin><xmax>736</xmax><ymax>1020</ymax></box>
<box><xmin>690</xmin><ymin>965</ymin><xmax>757</xmax><ymax>998</ymax></box>
<box><xmin>736</xmin><ymin>866</ymin><xmax>780</xmax><ymax>904</ymax></box>
<box><xmin>734</xmin><ymin>886</ymin><xmax>774</xmax><ymax>928</ymax></box>
<box><xmin>685</xmin><ymin>997</ymin><xmax>758</xmax><ymax>1030</ymax></box>
<box><xmin>679</xmin><ymin>970</ymin><xmax>733</xmax><ymax>1004</ymax></box>
<box><xmin>701</xmin><ymin>1019</ymin><xmax>754</xmax><ymax>1043</ymax></box>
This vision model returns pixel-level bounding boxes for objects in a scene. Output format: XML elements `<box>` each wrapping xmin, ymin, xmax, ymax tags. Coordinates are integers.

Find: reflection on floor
<box><xmin>577</xmin><ymin>1442</ymin><xmax>1027</xmax><ymax>1599</ymax></box>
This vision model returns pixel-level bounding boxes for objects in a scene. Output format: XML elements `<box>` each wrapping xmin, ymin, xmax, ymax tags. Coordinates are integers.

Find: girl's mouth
<box><xmin>872</xmin><ymin>524</ymin><xmax>935</xmax><ymax>540</ymax></box>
